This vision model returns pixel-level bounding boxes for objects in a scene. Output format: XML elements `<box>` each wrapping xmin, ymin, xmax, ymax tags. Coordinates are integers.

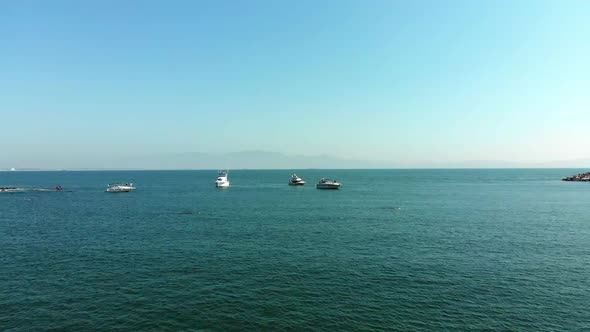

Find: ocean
<box><xmin>1</xmin><ymin>169</ymin><xmax>589</xmax><ymax>331</ymax></box>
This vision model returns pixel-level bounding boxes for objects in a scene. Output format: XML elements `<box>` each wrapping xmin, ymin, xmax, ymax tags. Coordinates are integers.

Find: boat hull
<box><xmin>316</xmin><ymin>183</ymin><xmax>340</xmax><ymax>189</ymax></box>
<box><xmin>288</xmin><ymin>181</ymin><xmax>305</xmax><ymax>186</ymax></box>
<box><xmin>106</xmin><ymin>185</ymin><xmax>135</xmax><ymax>192</ymax></box>
<box><xmin>106</xmin><ymin>187</ymin><xmax>135</xmax><ymax>192</ymax></box>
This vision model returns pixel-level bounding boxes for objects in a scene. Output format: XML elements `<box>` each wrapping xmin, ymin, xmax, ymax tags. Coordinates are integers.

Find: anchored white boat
<box><xmin>316</xmin><ymin>178</ymin><xmax>341</xmax><ymax>189</ymax></box>
<box><xmin>288</xmin><ymin>174</ymin><xmax>305</xmax><ymax>186</ymax></box>
<box><xmin>215</xmin><ymin>170</ymin><xmax>230</xmax><ymax>188</ymax></box>
<box><xmin>106</xmin><ymin>183</ymin><xmax>136</xmax><ymax>192</ymax></box>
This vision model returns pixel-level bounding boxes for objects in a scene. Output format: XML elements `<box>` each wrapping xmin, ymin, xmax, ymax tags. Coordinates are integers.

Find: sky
<box><xmin>1</xmin><ymin>0</ymin><xmax>589</xmax><ymax>168</ymax></box>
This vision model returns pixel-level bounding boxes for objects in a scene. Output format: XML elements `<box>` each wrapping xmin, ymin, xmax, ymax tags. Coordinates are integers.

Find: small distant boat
<box><xmin>316</xmin><ymin>178</ymin><xmax>341</xmax><ymax>189</ymax></box>
<box><xmin>215</xmin><ymin>170</ymin><xmax>230</xmax><ymax>188</ymax></box>
<box><xmin>106</xmin><ymin>183</ymin><xmax>136</xmax><ymax>192</ymax></box>
<box><xmin>288</xmin><ymin>174</ymin><xmax>305</xmax><ymax>186</ymax></box>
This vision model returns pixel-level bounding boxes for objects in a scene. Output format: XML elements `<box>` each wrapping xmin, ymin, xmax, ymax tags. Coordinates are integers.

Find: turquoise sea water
<box><xmin>1</xmin><ymin>169</ymin><xmax>589</xmax><ymax>331</ymax></box>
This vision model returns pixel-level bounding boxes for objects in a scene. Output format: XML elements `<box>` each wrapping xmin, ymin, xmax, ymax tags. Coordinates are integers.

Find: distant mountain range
<box><xmin>1</xmin><ymin>151</ymin><xmax>589</xmax><ymax>170</ymax></box>
<box><xmin>443</xmin><ymin>158</ymin><xmax>590</xmax><ymax>169</ymax></box>
<box><xmin>124</xmin><ymin>151</ymin><xmax>390</xmax><ymax>170</ymax></box>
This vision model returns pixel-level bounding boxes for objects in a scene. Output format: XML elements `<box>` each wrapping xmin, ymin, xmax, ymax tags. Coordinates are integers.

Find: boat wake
<box><xmin>1</xmin><ymin>187</ymin><xmax>65</xmax><ymax>193</ymax></box>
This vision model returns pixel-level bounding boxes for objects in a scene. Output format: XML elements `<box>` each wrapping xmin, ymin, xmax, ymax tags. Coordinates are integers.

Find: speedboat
<box><xmin>106</xmin><ymin>183</ymin><xmax>136</xmax><ymax>192</ymax></box>
<box><xmin>288</xmin><ymin>174</ymin><xmax>305</xmax><ymax>186</ymax></box>
<box><xmin>316</xmin><ymin>178</ymin><xmax>341</xmax><ymax>189</ymax></box>
<box><xmin>215</xmin><ymin>170</ymin><xmax>230</xmax><ymax>188</ymax></box>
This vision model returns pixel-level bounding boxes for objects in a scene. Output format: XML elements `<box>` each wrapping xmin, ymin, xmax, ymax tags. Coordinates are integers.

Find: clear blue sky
<box><xmin>1</xmin><ymin>0</ymin><xmax>589</xmax><ymax>168</ymax></box>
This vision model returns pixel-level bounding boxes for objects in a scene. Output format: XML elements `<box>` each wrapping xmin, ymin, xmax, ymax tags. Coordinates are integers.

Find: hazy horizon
<box><xmin>2</xmin><ymin>150</ymin><xmax>590</xmax><ymax>170</ymax></box>
<box><xmin>2</xmin><ymin>1</ymin><xmax>589</xmax><ymax>168</ymax></box>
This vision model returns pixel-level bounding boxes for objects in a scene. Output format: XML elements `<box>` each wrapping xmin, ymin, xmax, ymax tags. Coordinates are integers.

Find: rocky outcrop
<box><xmin>562</xmin><ymin>172</ymin><xmax>590</xmax><ymax>181</ymax></box>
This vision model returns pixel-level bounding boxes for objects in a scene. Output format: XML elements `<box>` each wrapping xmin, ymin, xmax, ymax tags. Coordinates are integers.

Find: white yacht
<box><xmin>316</xmin><ymin>178</ymin><xmax>341</xmax><ymax>189</ymax></box>
<box><xmin>215</xmin><ymin>170</ymin><xmax>230</xmax><ymax>188</ymax></box>
<box><xmin>106</xmin><ymin>183</ymin><xmax>136</xmax><ymax>192</ymax></box>
<box><xmin>288</xmin><ymin>174</ymin><xmax>306</xmax><ymax>186</ymax></box>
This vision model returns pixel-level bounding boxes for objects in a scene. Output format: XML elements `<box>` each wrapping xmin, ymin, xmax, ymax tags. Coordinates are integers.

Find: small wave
<box><xmin>0</xmin><ymin>187</ymin><xmax>28</xmax><ymax>193</ymax></box>
<box><xmin>177</xmin><ymin>210</ymin><xmax>200</xmax><ymax>215</ymax></box>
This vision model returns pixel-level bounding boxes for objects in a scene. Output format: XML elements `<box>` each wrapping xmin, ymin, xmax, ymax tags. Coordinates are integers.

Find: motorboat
<box><xmin>215</xmin><ymin>170</ymin><xmax>230</xmax><ymax>188</ymax></box>
<box><xmin>288</xmin><ymin>174</ymin><xmax>305</xmax><ymax>186</ymax></box>
<box><xmin>316</xmin><ymin>178</ymin><xmax>341</xmax><ymax>189</ymax></box>
<box><xmin>106</xmin><ymin>183</ymin><xmax>136</xmax><ymax>192</ymax></box>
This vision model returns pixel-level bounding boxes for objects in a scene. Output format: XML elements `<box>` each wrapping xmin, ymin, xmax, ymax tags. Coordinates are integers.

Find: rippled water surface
<box><xmin>1</xmin><ymin>169</ymin><xmax>589</xmax><ymax>331</ymax></box>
